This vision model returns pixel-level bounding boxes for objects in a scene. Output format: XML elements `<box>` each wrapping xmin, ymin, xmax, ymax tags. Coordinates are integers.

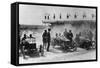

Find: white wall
<box><xmin>19</xmin><ymin>4</ymin><xmax>95</xmax><ymax>25</ymax></box>
<box><xmin>0</xmin><ymin>0</ymin><xmax>99</xmax><ymax>68</ymax></box>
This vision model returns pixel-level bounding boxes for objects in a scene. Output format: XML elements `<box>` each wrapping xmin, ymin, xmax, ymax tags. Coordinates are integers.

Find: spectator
<box><xmin>67</xmin><ymin>30</ymin><xmax>73</xmax><ymax>42</ymax></box>
<box><xmin>63</xmin><ymin>28</ymin><xmax>68</xmax><ymax>39</ymax></box>
<box><xmin>47</xmin><ymin>28</ymin><xmax>51</xmax><ymax>51</ymax></box>
<box><xmin>42</xmin><ymin>30</ymin><xmax>48</xmax><ymax>49</ymax></box>
<box><xmin>20</xmin><ymin>34</ymin><xmax>28</xmax><ymax>59</ymax></box>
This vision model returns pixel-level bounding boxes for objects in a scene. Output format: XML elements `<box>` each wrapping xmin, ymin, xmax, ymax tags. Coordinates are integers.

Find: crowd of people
<box><xmin>42</xmin><ymin>28</ymin><xmax>74</xmax><ymax>52</ymax></box>
<box><xmin>54</xmin><ymin>29</ymin><xmax>74</xmax><ymax>42</ymax></box>
<box><xmin>19</xmin><ymin>27</ymin><xmax>95</xmax><ymax>59</ymax></box>
<box><xmin>19</xmin><ymin>28</ymin><xmax>51</xmax><ymax>59</ymax></box>
<box><xmin>19</xmin><ymin>34</ymin><xmax>36</xmax><ymax>59</ymax></box>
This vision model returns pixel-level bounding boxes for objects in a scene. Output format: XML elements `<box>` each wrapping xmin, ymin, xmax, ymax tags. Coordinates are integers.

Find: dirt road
<box><xmin>19</xmin><ymin>47</ymin><xmax>96</xmax><ymax>64</ymax></box>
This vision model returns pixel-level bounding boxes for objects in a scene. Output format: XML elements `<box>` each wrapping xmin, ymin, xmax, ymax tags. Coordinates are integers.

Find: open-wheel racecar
<box><xmin>74</xmin><ymin>30</ymin><xmax>96</xmax><ymax>50</ymax></box>
<box><xmin>77</xmin><ymin>37</ymin><xmax>96</xmax><ymax>50</ymax></box>
<box><xmin>20</xmin><ymin>36</ymin><xmax>39</xmax><ymax>57</ymax></box>
<box><xmin>51</xmin><ymin>36</ymin><xmax>77</xmax><ymax>52</ymax></box>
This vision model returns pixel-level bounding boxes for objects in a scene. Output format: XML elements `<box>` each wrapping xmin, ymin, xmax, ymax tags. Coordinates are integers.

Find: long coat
<box><xmin>42</xmin><ymin>32</ymin><xmax>48</xmax><ymax>43</ymax></box>
<box><xmin>47</xmin><ymin>32</ymin><xmax>51</xmax><ymax>42</ymax></box>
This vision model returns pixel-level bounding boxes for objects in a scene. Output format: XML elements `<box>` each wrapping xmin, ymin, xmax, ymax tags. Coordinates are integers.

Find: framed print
<box><xmin>11</xmin><ymin>2</ymin><xmax>97</xmax><ymax>66</ymax></box>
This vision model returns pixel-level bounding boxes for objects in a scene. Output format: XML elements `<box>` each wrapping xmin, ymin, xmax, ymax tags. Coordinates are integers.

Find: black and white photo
<box><xmin>11</xmin><ymin>2</ymin><xmax>97</xmax><ymax>65</ymax></box>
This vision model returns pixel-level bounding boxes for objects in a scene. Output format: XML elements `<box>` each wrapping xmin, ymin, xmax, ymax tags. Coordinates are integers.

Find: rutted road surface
<box><xmin>19</xmin><ymin>47</ymin><xmax>96</xmax><ymax>64</ymax></box>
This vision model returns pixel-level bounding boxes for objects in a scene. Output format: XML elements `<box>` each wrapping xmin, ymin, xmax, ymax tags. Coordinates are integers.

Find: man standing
<box><xmin>68</xmin><ymin>30</ymin><xmax>73</xmax><ymax>42</ymax></box>
<box><xmin>63</xmin><ymin>28</ymin><xmax>68</xmax><ymax>39</ymax></box>
<box><xmin>47</xmin><ymin>28</ymin><xmax>51</xmax><ymax>51</ymax></box>
<box><xmin>42</xmin><ymin>30</ymin><xmax>48</xmax><ymax>49</ymax></box>
<box><xmin>20</xmin><ymin>34</ymin><xmax>28</xmax><ymax>59</ymax></box>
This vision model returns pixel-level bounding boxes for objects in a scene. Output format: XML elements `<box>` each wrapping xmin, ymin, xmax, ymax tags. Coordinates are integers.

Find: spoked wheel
<box><xmin>67</xmin><ymin>41</ymin><xmax>77</xmax><ymax>52</ymax></box>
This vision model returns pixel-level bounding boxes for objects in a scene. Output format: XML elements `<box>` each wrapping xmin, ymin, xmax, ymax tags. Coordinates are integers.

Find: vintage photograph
<box><xmin>19</xmin><ymin>4</ymin><xmax>96</xmax><ymax>64</ymax></box>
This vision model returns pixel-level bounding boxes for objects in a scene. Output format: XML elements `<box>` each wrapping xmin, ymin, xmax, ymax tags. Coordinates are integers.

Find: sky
<box><xmin>19</xmin><ymin>4</ymin><xmax>96</xmax><ymax>25</ymax></box>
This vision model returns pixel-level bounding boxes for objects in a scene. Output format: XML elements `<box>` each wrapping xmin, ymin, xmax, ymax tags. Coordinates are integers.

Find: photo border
<box><xmin>14</xmin><ymin>2</ymin><xmax>97</xmax><ymax>66</ymax></box>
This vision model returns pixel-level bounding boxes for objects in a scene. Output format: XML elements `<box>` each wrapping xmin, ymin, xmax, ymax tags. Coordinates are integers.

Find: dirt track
<box><xmin>19</xmin><ymin>47</ymin><xmax>96</xmax><ymax>64</ymax></box>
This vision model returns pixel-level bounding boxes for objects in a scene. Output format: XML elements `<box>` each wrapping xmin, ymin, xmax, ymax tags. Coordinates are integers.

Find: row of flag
<box><xmin>44</xmin><ymin>13</ymin><xmax>95</xmax><ymax>20</ymax></box>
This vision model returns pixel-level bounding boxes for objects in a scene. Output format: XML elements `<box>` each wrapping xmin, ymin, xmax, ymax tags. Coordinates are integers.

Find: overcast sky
<box><xmin>19</xmin><ymin>4</ymin><xmax>96</xmax><ymax>25</ymax></box>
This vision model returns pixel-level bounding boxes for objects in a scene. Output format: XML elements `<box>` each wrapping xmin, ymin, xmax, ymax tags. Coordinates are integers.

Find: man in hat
<box><xmin>63</xmin><ymin>28</ymin><xmax>68</xmax><ymax>39</ymax></box>
<box><xmin>47</xmin><ymin>28</ymin><xmax>51</xmax><ymax>51</ymax></box>
<box><xmin>42</xmin><ymin>30</ymin><xmax>48</xmax><ymax>49</ymax></box>
<box><xmin>68</xmin><ymin>30</ymin><xmax>73</xmax><ymax>42</ymax></box>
